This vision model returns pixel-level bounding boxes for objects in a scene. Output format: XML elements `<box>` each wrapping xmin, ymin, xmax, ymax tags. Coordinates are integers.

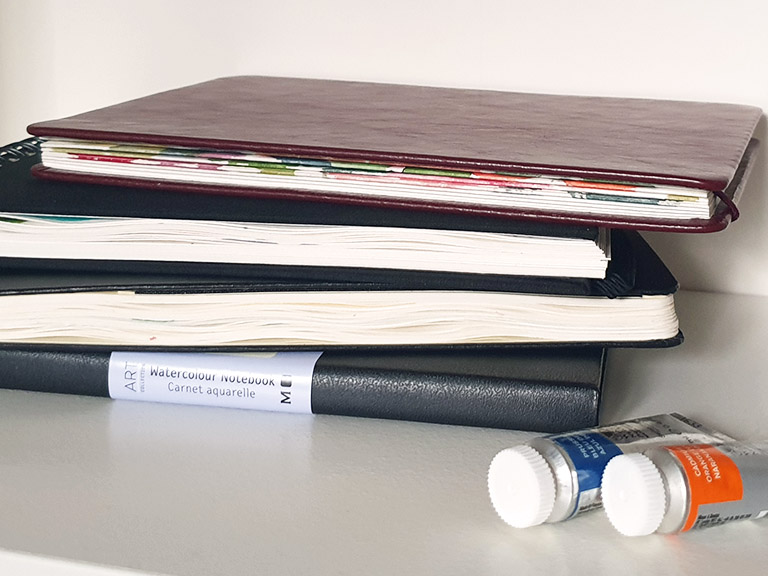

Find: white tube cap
<box><xmin>601</xmin><ymin>453</ymin><xmax>667</xmax><ymax>536</ymax></box>
<box><xmin>487</xmin><ymin>445</ymin><xmax>556</xmax><ymax>528</ymax></box>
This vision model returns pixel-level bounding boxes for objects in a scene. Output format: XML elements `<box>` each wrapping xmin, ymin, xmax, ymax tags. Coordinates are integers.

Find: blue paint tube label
<box><xmin>553</xmin><ymin>432</ymin><xmax>623</xmax><ymax>513</ymax></box>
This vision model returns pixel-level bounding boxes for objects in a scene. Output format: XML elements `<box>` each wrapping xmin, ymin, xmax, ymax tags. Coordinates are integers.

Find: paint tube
<box><xmin>487</xmin><ymin>413</ymin><xmax>732</xmax><ymax>528</ymax></box>
<box><xmin>602</xmin><ymin>440</ymin><xmax>768</xmax><ymax>536</ymax></box>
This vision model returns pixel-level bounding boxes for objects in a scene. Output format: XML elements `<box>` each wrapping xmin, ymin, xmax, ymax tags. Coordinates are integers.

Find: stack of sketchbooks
<box><xmin>0</xmin><ymin>77</ymin><xmax>761</xmax><ymax>431</ymax></box>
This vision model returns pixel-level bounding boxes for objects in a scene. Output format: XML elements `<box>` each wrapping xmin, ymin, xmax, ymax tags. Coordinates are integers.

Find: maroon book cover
<box><xmin>28</xmin><ymin>76</ymin><xmax>762</xmax><ymax>232</ymax></box>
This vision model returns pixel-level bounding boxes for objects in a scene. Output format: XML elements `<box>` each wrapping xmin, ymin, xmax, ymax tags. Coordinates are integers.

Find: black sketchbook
<box><xmin>0</xmin><ymin>346</ymin><xmax>606</xmax><ymax>432</ymax></box>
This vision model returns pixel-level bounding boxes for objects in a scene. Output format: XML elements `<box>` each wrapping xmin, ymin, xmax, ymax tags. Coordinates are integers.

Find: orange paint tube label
<box><xmin>666</xmin><ymin>444</ymin><xmax>744</xmax><ymax>531</ymax></box>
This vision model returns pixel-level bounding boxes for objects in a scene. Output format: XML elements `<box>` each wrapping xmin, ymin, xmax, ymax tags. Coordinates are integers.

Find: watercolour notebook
<box><xmin>0</xmin><ymin>225</ymin><xmax>680</xmax><ymax>349</ymax></box>
<box><xmin>0</xmin><ymin>138</ymin><xmax>613</xmax><ymax>289</ymax></box>
<box><xmin>0</xmin><ymin>346</ymin><xmax>606</xmax><ymax>432</ymax></box>
<box><xmin>27</xmin><ymin>76</ymin><xmax>762</xmax><ymax>232</ymax></box>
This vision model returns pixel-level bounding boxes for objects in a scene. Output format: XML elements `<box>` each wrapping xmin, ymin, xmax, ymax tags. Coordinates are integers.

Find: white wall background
<box><xmin>2</xmin><ymin>0</ymin><xmax>767</xmax><ymax>296</ymax></box>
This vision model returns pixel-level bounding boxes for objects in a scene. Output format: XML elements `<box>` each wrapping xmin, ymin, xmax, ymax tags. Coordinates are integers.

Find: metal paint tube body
<box><xmin>605</xmin><ymin>442</ymin><xmax>768</xmax><ymax>535</ymax></box>
<box><xmin>487</xmin><ymin>413</ymin><xmax>732</xmax><ymax>527</ymax></box>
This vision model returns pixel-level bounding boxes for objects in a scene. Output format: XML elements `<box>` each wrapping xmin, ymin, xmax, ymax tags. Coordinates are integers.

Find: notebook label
<box><xmin>108</xmin><ymin>351</ymin><xmax>322</xmax><ymax>413</ymax></box>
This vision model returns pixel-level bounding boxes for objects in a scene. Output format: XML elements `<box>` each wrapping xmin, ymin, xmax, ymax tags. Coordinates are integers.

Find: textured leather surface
<box><xmin>28</xmin><ymin>76</ymin><xmax>763</xmax><ymax>232</ymax></box>
<box><xmin>312</xmin><ymin>347</ymin><xmax>604</xmax><ymax>431</ymax></box>
<box><xmin>0</xmin><ymin>349</ymin><xmax>110</xmax><ymax>396</ymax></box>
<box><xmin>28</xmin><ymin>76</ymin><xmax>761</xmax><ymax>189</ymax></box>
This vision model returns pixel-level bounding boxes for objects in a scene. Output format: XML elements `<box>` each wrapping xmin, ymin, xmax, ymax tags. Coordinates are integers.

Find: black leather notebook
<box><xmin>0</xmin><ymin>346</ymin><xmax>606</xmax><ymax>432</ymax></box>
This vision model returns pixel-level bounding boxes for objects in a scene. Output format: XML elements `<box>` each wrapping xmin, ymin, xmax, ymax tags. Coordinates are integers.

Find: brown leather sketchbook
<box><xmin>28</xmin><ymin>76</ymin><xmax>762</xmax><ymax>232</ymax></box>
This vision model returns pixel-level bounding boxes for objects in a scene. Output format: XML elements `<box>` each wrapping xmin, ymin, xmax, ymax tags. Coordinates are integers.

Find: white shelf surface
<box><xmin>0</xmin><ymin>289</ymin><xmax>767</xmax><ymax>576</ymax></box>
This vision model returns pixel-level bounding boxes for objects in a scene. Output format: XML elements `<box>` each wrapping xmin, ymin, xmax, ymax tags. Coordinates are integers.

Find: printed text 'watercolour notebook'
<box><xmin>28</xmin><ymin>76</ymin><xmax>762</xmax><ymax>232</ymax></box>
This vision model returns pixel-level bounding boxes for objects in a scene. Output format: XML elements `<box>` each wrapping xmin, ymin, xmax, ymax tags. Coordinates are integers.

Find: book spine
<box><xmin>0</xmin><ymin>349</ymin><xmax>599</xmax><ymax>432</ymax></box>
